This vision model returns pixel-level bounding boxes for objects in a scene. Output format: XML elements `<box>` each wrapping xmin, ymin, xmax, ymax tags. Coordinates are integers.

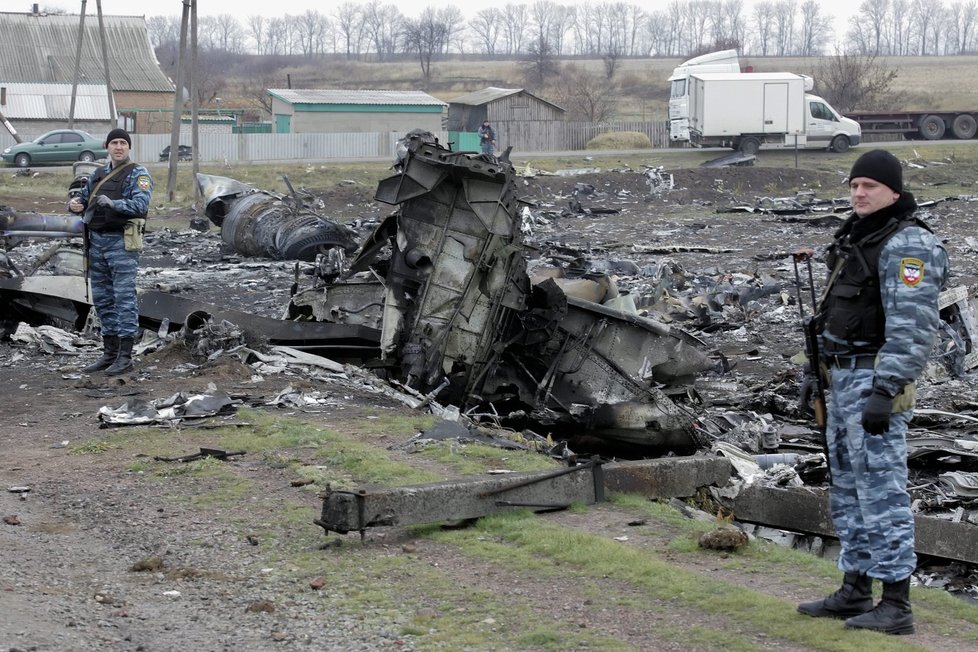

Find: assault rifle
<box><xmin>792</xmin><ymin>248</ymin><xmax>830</xmax><ymax>480</ymax></box>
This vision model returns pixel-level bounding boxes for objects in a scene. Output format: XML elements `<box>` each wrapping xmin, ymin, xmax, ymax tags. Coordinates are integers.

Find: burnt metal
<box><xmin>327</xmin><ymin>130</ymin><xmax>713</xmax><ymax>451</ymax></box>
<box><xmin>153</xmin><ymin>447</ymin><xmax>245</xmax><ymax>462</ymax></box>
<box><xmin>1</xmin><ymin>209</ymin><xmax>85</xmax><ymax>240</ymax></box>
<box><xmin>196</xmin><ymin>173</ymin><xmax>360</xmax><ymax>262</ymax></box>
<box><xmin>0</xmin><ymin>275</ymin><xmax>381</xmax><ymax>357</ymax></box>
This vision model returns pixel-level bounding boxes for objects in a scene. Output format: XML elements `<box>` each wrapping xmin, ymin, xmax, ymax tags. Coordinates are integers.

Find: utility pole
<box><xmin>191</xmin><ymin>0</ymin><xmax>200</xmax><ymax>197</ymax></box>
<box><xmin>166</xmin><ymin>0</ymin><xmax>191</xmax><ymax>202</ymax></box>
<box><xmin>68</xmin><ymin>0</ymin><xmax>87</xmax><ymax>129</ymax></box>
<box><xmin>95</xmin><ymin>0</ymin><xmax>116</xmax><ymax>126</ymax></box>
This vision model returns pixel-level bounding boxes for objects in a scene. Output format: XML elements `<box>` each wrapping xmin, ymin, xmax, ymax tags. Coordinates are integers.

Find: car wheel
<box><xmin>14</xmin><ymin>153</ymin><xmax>31</xmax><ymax>168</ymax></box>
<box><xmin>830</xmin><ymin>135</ymin><xmax>850</xmax><ymax>153</ymax></box>
<box><xmin>78</xmin><ymin>151</ymin><xmax>96</xmax><ymax>163</ymax></box>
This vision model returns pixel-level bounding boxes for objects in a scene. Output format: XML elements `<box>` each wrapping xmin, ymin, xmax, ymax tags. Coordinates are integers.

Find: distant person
<box><xmin>478</xmin><ymin>120</ymin><xmax>497</xmax><ymax>156</ymax></box>
<box><xmin>797</xmin><ymin>149</ymin><xmax>949</xmax><ymax>635</ymax></box>
<box><xmin>68</xmin><ymin>128</ymin><xmax>153</xmax><ymax>376</ymax></box>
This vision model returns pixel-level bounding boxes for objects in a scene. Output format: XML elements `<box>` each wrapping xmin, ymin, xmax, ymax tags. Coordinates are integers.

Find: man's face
<box><xmin>849</xmin><ymin>177</ymin><xmax>899</xmax><ymax>217</ymax></box>
<box><xmin>107</xmin><ymin>138</ymin><xmax>130</xmax><ymax>164</ymax></box>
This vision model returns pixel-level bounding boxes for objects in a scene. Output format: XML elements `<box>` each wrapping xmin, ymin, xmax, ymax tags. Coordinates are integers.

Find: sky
<box><xmin>5</xmin><ymin>0</ymin><xmax>860</xmax><ymax>46</ymax></box>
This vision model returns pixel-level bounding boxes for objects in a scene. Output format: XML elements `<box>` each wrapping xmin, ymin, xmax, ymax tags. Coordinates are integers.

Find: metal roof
<box><xmin>268</xmin><ymin>89</ymin><xmax>446</xmax><ymax>106</ymax></box>
<box><xmin>0</xmin><ymin>82</ymin><xmax>113</xmax><ymax>120</ymax></box>
<box><xmin>448</xmin><ymin>87</ymin><xmax>524</xmax><ymax>106</ymax></box>
<box><xmin>0</xmin><ymin>12</ymin><xmax>174</xmax><ymax>93</ymax></box>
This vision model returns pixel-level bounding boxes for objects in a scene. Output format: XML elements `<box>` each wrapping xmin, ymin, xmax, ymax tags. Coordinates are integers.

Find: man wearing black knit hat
<box><xmin>68</xmin><ymin>128</ymin><xmax>153</xmax><ymax>376</ymax></box>
<box><xmin>797</xmin><ymin>149</ymin><xmax>949</xmax><ymax>635</ymax></box>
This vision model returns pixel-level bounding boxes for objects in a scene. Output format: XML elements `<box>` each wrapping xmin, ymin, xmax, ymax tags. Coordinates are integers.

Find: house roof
<box><xmin>0</xmin><ymin>81</ymin><xmax>113</xmax><ymax>120</ymax></box>
<box><xmin>268</xmin><ymin>89</ymin><xmax>446</xmax><ymax>107</ymax></box>
<box><xmin>448</xmin><ymin>86</ymin><xmax>564</xmax><ymax>113</ymax></box>
<box><xmin>0</xmin><ymin>12</ymin><xmax>174</xmax><ymax>93</ymax></box>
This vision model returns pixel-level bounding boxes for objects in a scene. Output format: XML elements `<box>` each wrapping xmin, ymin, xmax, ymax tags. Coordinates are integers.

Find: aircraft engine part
<box><xmin>195</xmin><ymin>173</ymin><xmax>359</xmax><ymax>262</ymax></box>
<box><xmin>1</xmin><ymin>210</ymin><xmax>84</xmax><ymax>239</ymax></box>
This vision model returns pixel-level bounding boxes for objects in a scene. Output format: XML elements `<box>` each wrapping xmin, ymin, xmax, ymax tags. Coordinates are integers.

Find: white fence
<box><xmin>0</xmin><ymin>130</ymin><xmax>445</xmax><ymax>166</ymax></box>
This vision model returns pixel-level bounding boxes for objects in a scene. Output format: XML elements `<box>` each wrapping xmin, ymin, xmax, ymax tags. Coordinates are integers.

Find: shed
<box><xmin>267</xmin><ymin>89</ymin><xmax>446</xmax><ymax>136</ymax></box>
<box><xmin>446</xmin><ymin>87</ymin><xmax>565</xmax><ymax>153</ymax></box>
<box><xmin>0</xmin><ymin>82</ymin><xmax>113</xmax><ymax>140</ymax></box>
<box><xmin>0</xmin><ymin>9</ymin><xmax>175</xmax><ymax>134</ymax></box>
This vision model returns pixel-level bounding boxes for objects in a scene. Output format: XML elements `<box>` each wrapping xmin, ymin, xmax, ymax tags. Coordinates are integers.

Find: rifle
<box><xmin>792</xmin><ymin>248</ymin><xmax>830</xmax><ymax>480</ymax></box>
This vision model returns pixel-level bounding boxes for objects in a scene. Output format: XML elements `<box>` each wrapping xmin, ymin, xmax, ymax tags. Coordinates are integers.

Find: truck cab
<box><xmin>668</xmin><ymin>49</ymin><xmax>740</xmax><ymax>142</ymax></box>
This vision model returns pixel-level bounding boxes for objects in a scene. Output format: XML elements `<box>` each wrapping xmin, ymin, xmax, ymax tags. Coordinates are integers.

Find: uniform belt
<box><xmin>826</xmin><ymin>355</ymin><xmax>876</xmax><ymax>369</ymax></box>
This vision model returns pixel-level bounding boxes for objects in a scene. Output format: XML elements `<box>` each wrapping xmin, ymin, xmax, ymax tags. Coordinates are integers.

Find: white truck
<box><xmin>668</xmin><ymin>49</ymin><xmax>741</xmax><ymax>142</ymax></box>
<box><xmin>687</xmin><ymin>72</ymin><xmax>861</xmax><ymax>155</ymax></box>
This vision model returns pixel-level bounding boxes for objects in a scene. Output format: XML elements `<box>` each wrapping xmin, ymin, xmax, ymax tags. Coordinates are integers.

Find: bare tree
<box><xmin>772</xmin><ymin>0</ymin><xmax>797</xmax><ymax>56</ymax></box>
<box><xmin>797</xmin><ymin>0</ymin><xmax>832</xmax><ymax>56</ymax></box>
<box><xmin>502</xmin><ymin>3</ymin><xmax>529</xmax><ymax>54</ymax></box>
<box><xmin>247</xmin><ymin>15</ymin><xmax>266</xmax><ymax>55</ymax></box>
<box><xmin>402</xmin><ymin>7</ymin><xmax>449</xmax><ymax>90</ymax></box>
<box><xmin>752</xmin><ymin>1</ymin><xmax>776</xmax><ymax>55</ymax></box>
<box><xmin>470</xmin><ymin>8</ymin><xmax>503</xmax><ymax>55</ymax></box>
<box><xmin>362</xmin><ymin>1</ymin><xmax>402</xmax><ymax>61</ymax></box>
<box><xmin>813</xmin><ymin>51</ymin><xmax>898</xmax><ymax>112</ymax></box>
<box><xmin>960</xmin><ymin>0</ymin><xmax>978</xmax><ymax>52</ymax></box>
<box><xmin>147</xmin><ymin>15</ymin><xmax>180</xmax><ymax>49</ymax></box>
<box><xmin>295</xmin><ymin>10</ymin><xmax>330</xmax><ymax>57</ymax></box>
<box><xmin>522</xmin><ymin>34</ymin><xmax>559</xmax><ymax>88</ymax></box>
<box><xmin>334</xmin><ymin>3</ymin><xmax>366</xmax><ymax>60</ymax></box>
<box><xmin>551</xmin><ymin>64</ymin><xmax>618</xmax><ymax>121</ymax></box>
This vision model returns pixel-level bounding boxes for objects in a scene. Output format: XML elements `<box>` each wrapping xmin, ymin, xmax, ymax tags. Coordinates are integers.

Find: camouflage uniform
<box><xmin>78</xmin><ymin>161</ymin><xmax>153</xmax><ymax>338</ymax></box>
<box><xmin>822</xmin><ymin>197</ymin><xmax>949</xmax><ymax>583</ymax></box>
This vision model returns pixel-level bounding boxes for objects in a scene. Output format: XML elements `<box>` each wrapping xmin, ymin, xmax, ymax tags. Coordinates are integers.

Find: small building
<box><xmin>0</xmin><ymin>82</ymin><xmax>113</xmax><ymax>141</ymax></box>
<box><xmin>446</xmin><ymin>87</ymin><xmax>565</xmax><ymax>152</ymax></box>
<box><xmin>0</xmin><ymin>9</ymin><xmax>176</xmax><ymax>135</ymax></box>
<box><xmin>267</xmin><ymin>89</ymin><xmax>446</xmax><ymax>135</ymax></box>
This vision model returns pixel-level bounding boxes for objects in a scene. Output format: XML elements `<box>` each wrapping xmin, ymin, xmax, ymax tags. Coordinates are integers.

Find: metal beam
<box><xmin>316</xmin><ymin>456</ymin><xmax>731</xmax><ymax>536</ymax></box>
<box><xmin>719</xmin><ymin>484</ymin><xmax>978</xmax><ymax>565</ymax></box>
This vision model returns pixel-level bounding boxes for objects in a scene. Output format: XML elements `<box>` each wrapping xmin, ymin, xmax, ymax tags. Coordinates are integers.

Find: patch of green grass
<box><xmin>418</xmin><ymin>440</ymin><xmax>561</xmax><ymax>476</ymax></box>
<box><xmin>429</xmin><ymin>511</ymin><xmax>943</xmax><ymax>651</ymax></box>
<box><xmin>70</xmin><ymin>440</ymin><xmax>115</xmax><ymax>454</ymax></box>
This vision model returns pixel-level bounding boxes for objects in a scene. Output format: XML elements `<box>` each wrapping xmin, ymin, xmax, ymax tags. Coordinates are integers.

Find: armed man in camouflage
<box><xmin>797</xmin><ymin>149</ymin><xmax>949</xmax><ymax>635</ymax></box>
<box><xmin>68</xmin><ymin>128</ymin><xmax>153</xmax><ymax>376</ymax></box>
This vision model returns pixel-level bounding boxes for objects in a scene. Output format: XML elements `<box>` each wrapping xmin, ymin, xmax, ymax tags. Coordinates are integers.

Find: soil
<box><xmin>3</xmin><ymin>154</ymin><xmax>978</xmax><ymax>651</ymax></box>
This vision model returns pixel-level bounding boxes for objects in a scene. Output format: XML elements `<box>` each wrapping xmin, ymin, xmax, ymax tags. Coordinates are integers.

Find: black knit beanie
<box><xmin>848</xmin><ymin>149</ymin><xmax>903</xmax><ymax>193</ymax></box>
<box><xmin>104</xmin><ymin>128</ymin><xmax>132</xmax><ymax>148</ymax></box>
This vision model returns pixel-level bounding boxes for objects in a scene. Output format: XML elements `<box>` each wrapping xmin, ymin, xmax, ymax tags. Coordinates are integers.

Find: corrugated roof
<box><xmin>268</xmin><ymin>89</ymin><xmax>446</xmax><ymax>106</ymax></box>
<box><xmin>0</xmin><ymin>12</ymin><xmax>174</xmax><ymax>92</ymax></box>
<box><xmin>0</xmin><ymin>82</ymin><xmax>113</xmax><ymax>120</ymax></box>
<box><xmin>448</xmin><ymin>87</ymin><xmax>524</xmax><ymax>106</ymax></box>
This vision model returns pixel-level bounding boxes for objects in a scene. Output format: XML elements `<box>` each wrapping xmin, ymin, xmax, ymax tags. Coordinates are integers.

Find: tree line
<box><xmin>146</xmin><ymin>0</ymin><xmax>978</xmax><ymax>61</ymax></box>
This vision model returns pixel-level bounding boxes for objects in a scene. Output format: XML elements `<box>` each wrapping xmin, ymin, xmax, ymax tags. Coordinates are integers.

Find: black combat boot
<box><xmin>798</xmin><ymin>572</ymin><xmax>873</xmax><ymax>619</ymax></box>
<box><xmin>82</xmin><ymin>334</ymin><xmax>120</xmax><ymax>373</ymax></box>
<box><xmin>105</xmin><ymin>336</ymin><xmax>135</xmax><ymax>376</ymax></box>
<box><xmin>845</xmin><ymin>577</ymin><xmax>915</xmax><ymax>635</ymax></box>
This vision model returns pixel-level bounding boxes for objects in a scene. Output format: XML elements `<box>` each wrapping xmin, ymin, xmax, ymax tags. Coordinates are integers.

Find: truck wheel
<box><xmin>830</xmin><ymin>135</ymin><xmax>850</xmax><ymax>153</ymax></box>
<box><xmin>919</xmin><ymin>115</ymin><xmax>946</xmax><ymax>140</ymax></box>
<box><xmin>952</xmin><ymin>114</ymin><xmax>978</xmax><ymax>140</ymax></box>
<box><xmin>738</xmin><ymin>137</ymin><xmax>761</xmax><ymax>156</ymax></box>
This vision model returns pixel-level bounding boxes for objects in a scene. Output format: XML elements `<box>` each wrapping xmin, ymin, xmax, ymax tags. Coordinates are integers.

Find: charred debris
<box><xmin>4</xmin><ymin>134</ymin><xmax>978</xmax><ymax>577</ymax></box>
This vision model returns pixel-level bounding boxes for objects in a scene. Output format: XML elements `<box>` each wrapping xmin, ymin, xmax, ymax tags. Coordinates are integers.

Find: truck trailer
<box><xmin>688</xmin><ymin>72</ymin><xmax>861</xmax><ymax>155</ymax></box>
<box><xmin>846</xmin><ymin>110</ymin><xmax>978</xmax><ymax>141</ymax></box>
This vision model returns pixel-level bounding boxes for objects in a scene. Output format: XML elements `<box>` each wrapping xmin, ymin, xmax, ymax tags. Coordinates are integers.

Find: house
<box><xmin>0</xmin><ymin>9</ymin><xmax>175</xmax><ymax>135</ymax></box>
<box><xmin>447</xmin><ymin>87</ymin><xmax>565</xmax><ymax>152</ymax></box>
<box><xmin>267</xmin><ymin>89</ymin><xmax>446</xmax><ymax>136</ymax></box>
<box><xmin>0</xmin><ymin>82</ymin><xmax>114</xmax><ymax>141</ymax></box>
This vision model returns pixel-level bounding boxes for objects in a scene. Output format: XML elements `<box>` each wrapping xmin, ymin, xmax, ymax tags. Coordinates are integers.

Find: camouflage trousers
<box><xmin>88</xmin><ymin>230</ymin><xmax>140</xmax><ymax>338</ymax></box>
<box><xmin>827</xmin><ymin>366</ymin><xmax>916</xmax><ymax>582</ymax></box>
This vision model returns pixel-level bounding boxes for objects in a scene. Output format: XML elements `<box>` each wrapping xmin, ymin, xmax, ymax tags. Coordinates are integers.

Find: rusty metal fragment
<box><xmin>195</xmin><ymin>173</ymin><xmax>360</xmax><ymax>262</ymax></box>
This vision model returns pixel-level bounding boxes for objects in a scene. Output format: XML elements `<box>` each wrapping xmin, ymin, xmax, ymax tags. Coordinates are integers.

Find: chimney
<box><xmin>1</xmin><ymin>87</ymin><xmax>6</xmax><ymax>106</ymax></box>
<box><xmin>32</xmin><ymin>3</ymin><xmax>40</xmax><ymax>14</ymax></box>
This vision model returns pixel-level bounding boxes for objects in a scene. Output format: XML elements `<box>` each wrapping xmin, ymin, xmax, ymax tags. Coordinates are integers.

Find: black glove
<box><xmin>95</xmin><ymin>194</ymin><xmax>114</xmax><ymax>208</ymax></box>
<box><xmin>861</xmin><ymin>388</ymin><xmax>893</xmax><ymax>435</ymax></box>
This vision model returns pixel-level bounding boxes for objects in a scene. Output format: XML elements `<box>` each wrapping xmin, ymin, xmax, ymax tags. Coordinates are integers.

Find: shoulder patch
<box><xmin>137</xmin><ymin>175</ymin><xmax>152</xmax><ymax>191</ymax></box>
<box><xmin>899</xmin><ymin>257</ymin><xmax>924</xmax><ymax>287</ymax></box>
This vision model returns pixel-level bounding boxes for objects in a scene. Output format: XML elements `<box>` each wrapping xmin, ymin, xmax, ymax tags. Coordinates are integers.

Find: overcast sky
<box><xmin>9</xmin><ymin>0</ymin><xmax>860</xmax><ymax>45</ymax></box>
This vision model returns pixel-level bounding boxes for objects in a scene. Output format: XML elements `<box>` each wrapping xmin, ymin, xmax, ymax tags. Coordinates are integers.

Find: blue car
<box><xmin>1</xmin><ymin>129</ymin><xmax>108</xmax><ymax>168</ymax></box>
